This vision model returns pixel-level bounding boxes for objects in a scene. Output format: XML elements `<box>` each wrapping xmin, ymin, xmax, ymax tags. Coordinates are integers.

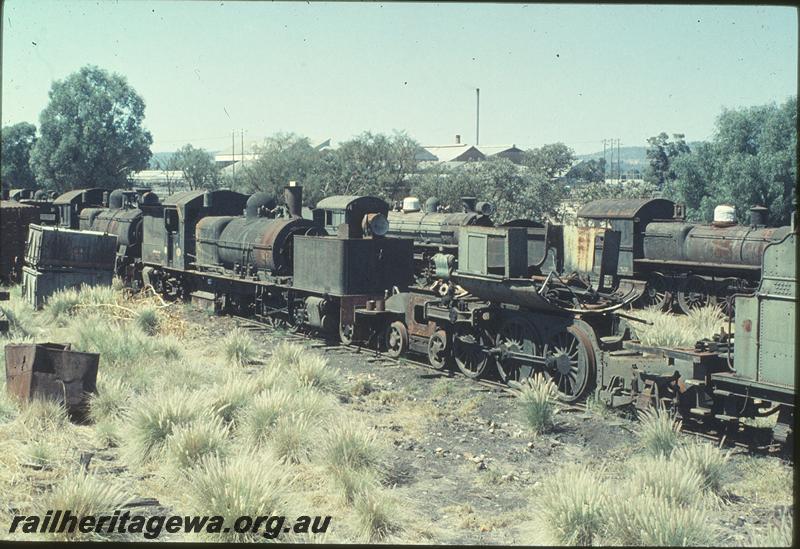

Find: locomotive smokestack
<box><xmin>285</xmin><ymin>181</ymin><xmax>302</xmax><ymax>218</ymax></box>
<box><xmin>749</xmin><ymin>205</ymin><xmax>768</xmax><ymax>227</ymax></box>
<box><xmin>455</xmin><ymin>134</ymin><xmax>461</xmax><ymax>144</ymax></box>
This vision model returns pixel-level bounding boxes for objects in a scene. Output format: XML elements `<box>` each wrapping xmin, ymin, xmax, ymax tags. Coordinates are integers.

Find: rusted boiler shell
<box><xmin>79</xmin><ymin>207</ymin><xmax>143</xmax><ymax>247</ymax></box>
<box><xmin>196</xmin><ymin>216</ymin><xmax>325</xmax><ymax>275</ymax></box>
<box><xmin>643</xmin><ymin>222</ymin><xmax>792</xmax><ymax>267</ymax></box>
<box><xmin>386</xmin><ymin>210</ymin><xmax>492</xmax><ymax>245</ymax></box>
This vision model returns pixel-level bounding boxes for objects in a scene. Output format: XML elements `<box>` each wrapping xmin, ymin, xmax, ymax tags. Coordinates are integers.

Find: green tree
<box><xmin>234</xmin><ymin>133</ymin><xmax>326</xmax><ymax>204</ymax></box>
<box><xmin>173</xmin><ymin>144</ymin><xmax>221</xmax><ymax>191</ymax></box>
<box><xmin>1</xmin><ymin>122</ymin><xmax>38</xmax><ymax>191</ymax></box>
<box><xmin>522</xmin><ymin>142</ymin><xmax>575</xmax><ymax>178</ymax></box>
<box><xmin>645</xmin><ymin>132</ymin><xmax>690</xmax><ymax>188</ymax></box>
<box><xmin>569</xmin><ymin>179</ymin><xmax>659</xmax><ymax>212</ymax></box>
<box><xmin>565</xmin><ymin>158</ymin><xmax>606</xmax><ymax>185</ymax></box>
<box><xmin>328</xmin><ymin>131</ymin><xmax>420</xmax><ymax>200</ymax></box>
<box><xmin>668</xmin><ymin>97</ymin><xmax>796</xmax><ymax>225</ymax></box>
<box><xmin>409</xmin><ymin>158</ymin><xmax>566</xmax><ymax>223</ymax></box>
<box><xmin>30</xmin><ymin>65</ymin><xmax>152</xmax><ymax>192</ymax></box>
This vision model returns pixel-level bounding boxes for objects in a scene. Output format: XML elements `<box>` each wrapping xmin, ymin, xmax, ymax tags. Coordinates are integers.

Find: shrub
<box><xmin>124</xmin><ymin>390</ymin><xmax>208</xmax><ymax>465</ymax></box>
<box><xmin>673</xmin><ymin>442</ymin><xmax>730</xmax><ymax>493</ymax></box>
<box><xmin>519</xmin><ymin>374</ymin><xmax>558</xmax><ymax>434</ymax></box>
<box><xmin>222</xmin><ymin>328</ymin><xmax>257</xmax><ymax>367</ymax></box>
<box><xmin>533</xmin><ymin>464</ymin><xmax>606</xmax><ymax>545</ymax></box>
<box><xmin>166</xmin><ymin>416</ymin><xmax>230</xmax><ymax>470</ymax></box>
<box><xmin>135</xmin><ymin>307</ymin><xmax>160</xmax><ymax>336</ymax></box>
<box><xmin>182</xmin><ymin>452</ymin><xmax>289</xmax><ymax>542</ymax></box>
<box><xmin>354</xmin><ymin>490</ymin><xmax>401</xmax><ymax>542</ymax></box>
<box><xmin>40</xmin><ymin>472</ymin><xmax>132</xmax><ymax>540</ymax></box>
<box><xmin>89</xmin><ymin>378</ymin><xmax>132</xmax><ymax>423</ymax></box>
<box><xmin>637</xmin><ymin>407</ymin><xmax>682</xmax><ymax>457</ymax></box>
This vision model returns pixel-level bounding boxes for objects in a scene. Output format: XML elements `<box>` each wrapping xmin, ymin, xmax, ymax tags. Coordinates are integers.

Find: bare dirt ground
<box><xmin>191</xmin><ymin>309</ymin><xmax>794</xmax><ymax>545</ymax></box>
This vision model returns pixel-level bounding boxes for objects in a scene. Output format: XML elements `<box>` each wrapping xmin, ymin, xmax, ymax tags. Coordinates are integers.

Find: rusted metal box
<box><xmin>4</xmin><ymin>342</ymin><xmax>99</xmax><ymax>419</ymax></box>
<box><xmin>0</xmin><ymin>200</ymin><xmax>39</xmax><ymax>283</ymax></box>
<box><xmin>21</xmin><ymin>266</ymin><xmax>113</xmax><ymax>309</ymax></box>
<box><xmin>25</xmin><ymin>224</ymin><xmax>117</xmax><ymax>271</ymax></box>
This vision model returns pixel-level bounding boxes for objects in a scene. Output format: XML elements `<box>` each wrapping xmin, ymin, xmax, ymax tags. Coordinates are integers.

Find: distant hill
<box><xmin>149</xmin><ymin>151</ymin><xmax>176</xmax><ymax>170</ymax></box>
<box><xmin>576</xmin><ymin>141</ymin><xmax>704</xmax><ymax>173</ymax></box>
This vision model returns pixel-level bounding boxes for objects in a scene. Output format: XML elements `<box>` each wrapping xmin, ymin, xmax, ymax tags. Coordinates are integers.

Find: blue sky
<box><xmin>1</xmin><ymin>1</ymin><xmax>796</xmax><ymax>154</ymax></box>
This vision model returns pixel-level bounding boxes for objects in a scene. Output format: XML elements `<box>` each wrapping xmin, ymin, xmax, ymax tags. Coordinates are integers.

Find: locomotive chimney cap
<box><xmin>713</xmin><ymin>204</ymin><xmax>736</xmax><ymax>226</ymax></box>
<box><xmin>402</xmin><ymin>197</ymin><xmax>421</xmax><ymax>213</ymax></box>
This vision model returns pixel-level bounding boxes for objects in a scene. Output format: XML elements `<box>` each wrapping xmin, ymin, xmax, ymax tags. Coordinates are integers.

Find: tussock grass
<box><xmin>632</xmin><ymin>304</ymin><xmax>726</xmax><ymax>348</ymax></box>
<box><xmin>603</xmin><ymin>491</ymin><xmax>715</xmax><ymax>546</ymax></box>
<box><xmin>294</xmin><ymin>354</ymin><xmax>342</xmax><ymax>395</ymax></box>
<box><xmin>531</xmin><ymin>464</ymin><xmax>606</xmax><ymax>545</ymax></box>
<box><xmin>222</xmin><ymin>328</ymin><xmax>257</xmax><ymax>367</ymax></box>
<box><xmin>322</xmin><ymin>421</ymin><xmax>383</xmax><ymax>474</ymax></box>
<box><xmin>181</xmin><ymin>452</ymin><xmax>289</xmax><ymax>542</ymax></box>
<box><xmin>629</xmin><ymin>455</ymin><xmax>707</xmax><ymax>507</ymax></box>
<box><xmin>269</xmin><ymin>341</ymin><xmax>306</xmax><ymax>369</ymax></box>
<box><xmin>135</xmin><ymin>306</ymin><xmax>160</xmax><ymax>335</ymax></box>
<box><xmin>39</xmin><ymin>472</ymin><xmax>132</xmax><ymax>540</ymax></box>
<box><xmin>518</xmin><ymin>373</ymin><xmax>558</xmax><ymax>434</ymax></box>
<box><xmin>354</xmin><ymin>490</ymin><xmax>401</xmax><ymax>542</ymax></box>
<box><xmin>45</xmin><ymin>288</ymin><xmax>82</xmax><ymax>321</ymax></box>
<box><xmin>673</xmin><ymin>442</ymin><xmax>731</xmax><ymax>493</ymax></box>
<box><xmin>748</xmin><ymin>512</ymin><xmax>793</xmax><ymax>547</ymax></box>
<box><xmin>166</xmin><ymin>416</ymin><xmax>230</xmax><ymax>470</ymax></box>
<box><xmin>0</xmin><ymin>296</ymin><xmax>40</xmax><ymax>338</ymax></box>
<box><xmin>239</xmin><ymin>388</ymin><xmax>294</xmax><ymax>448</ymax></box>
<box><xmin>430</xmin><ymin>379</ymin><xmax>457</xmax><ymax>399</ymax></box>
<box><xmin>270</xmin><ymin>413</ymin><xmax>316</xmax><ymax>464</ymax></box>
<box><xmin>94</xmin><ymin>420</ymin><xmax>122</xmax><ymax>448</ymax></box>
<box><xmin>16</xmin><ymin>397</ymin><xmax>69</xmax><ymax>433</ymax></box>
<box><xmin>89</xmin><ymin>378</ymin><xmax>132</xmax><ymax>424</ymax></box>
<box><xmin>350</xmin><ymin>377</ymin><xmax>374</xmax><ymax>397</ymax></box>
<box><xmin>637</xmin><ymin>407</ymin><xmax>682</xmax><ymax>457</ymax></box>
<box><xmin>208</xmin><ymin>374</ymin><xmax>258</xmax><ymax>425</ymax></box>
<box><xmin>332</xmin><ymin>467</ymin><xmax>380</xmax><ymax>506</ymax></box>
<box><xmin>22</xmin><ymin>439</ymin><xmax>58</xmax><ymax>469</ymax></box>
<box><xmin>124</xmin><ymin>390</ymin><xmax>209</xmax><ymax>465</ymax></box>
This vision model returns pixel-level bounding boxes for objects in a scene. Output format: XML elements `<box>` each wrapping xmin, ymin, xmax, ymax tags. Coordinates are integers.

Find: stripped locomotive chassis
<box><xmin>350</xmin><ymin>224</ymin><xmax>795</xmax><ymax>445</ymax></box>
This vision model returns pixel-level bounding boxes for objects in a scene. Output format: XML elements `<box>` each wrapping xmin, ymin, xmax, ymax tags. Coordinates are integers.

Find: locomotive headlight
<box><xmin>363</xmin><ymin>213</ymin><xmax>389</xmax><ymax>237</ymax></box>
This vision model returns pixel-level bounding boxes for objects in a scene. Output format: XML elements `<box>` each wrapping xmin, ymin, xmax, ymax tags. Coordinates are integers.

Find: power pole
<box><xmin>241</xmin><ymin>129</ymin><xmax>245</xmax><ymax>166</ymax></box>
<box><xmin>602</xmin><ymin>139</ymin><xmax>607</xmax><ymax>181</ymax></box>
<box><xmin>617</xmin><ymin>139</ymin><xmax>621</xmax><ymax>181</ymax></box>
<box><xmin>232</xmin><ymin>131</ymin><xmax>236</xmax><ymax>179</ymax></box>
<box><xmin>476</xmin><ymin>88</ymin><xmax>480</xmax><ymax>146</ymax></box>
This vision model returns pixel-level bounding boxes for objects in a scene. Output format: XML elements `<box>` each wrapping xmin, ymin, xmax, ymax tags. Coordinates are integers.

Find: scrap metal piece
<box><xmin>4</xmin><ymin>342</ymin><xmax>99</xmax><ymax>420</ymax></box>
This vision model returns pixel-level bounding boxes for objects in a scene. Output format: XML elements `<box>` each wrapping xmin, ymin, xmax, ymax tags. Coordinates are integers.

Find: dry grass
<box><xmin>637</xmin><ymin>407</ymin><xmax>682</xmax><ymax>457</ymax></box>
<box><xmin>518</xmin><ymin>373</ymin><xmax>558</xmax><ymax>434</ymax></box>
<box><xmin>222</xmin><ymin>327</ymin><xmax>257</xmax><ymax>367</ymax></box>
<box><xmin>632</xmin><ymin>304</ymin><xmax>726</xmax><ymax>348</ymax></box>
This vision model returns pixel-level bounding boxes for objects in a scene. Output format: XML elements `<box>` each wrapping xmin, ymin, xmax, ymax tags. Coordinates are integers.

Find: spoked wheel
<box><xmin>495</xmin><ymin>317</ymin><xmax>544</xmax><ymax>383</ymax></box>
<box><xmin>639</xmin><ymin>274</ymin><xmax>672</xmax><ymax>311</ymax></box>
<box><xmin>339</xmin><ymin>323</ymin><xmax>354</xmax><ymax>345</ymax></box>
<box><xmin>266</xmin><ymin>314</ymin><xmax>290</xmax><ymax>330</ymax></box>
<box><xmin>384</xmin><ymin>321</ymin><xmax>409</xmax><ymax>358</ymax></box>
<box><xmin>427</xmin><ymin>329</ymin><xmax>450</xmax><ymax>370</ymax></box>
<box><xmin>543</xmin><ymin>326</ymin><xmax>596</xmax><ymax>402</ymax></box>
<box><xmin>677</xmin><ymin>276</ymin><xmax>716</xmax><ymax>315</ymax></box>
<box><xmin>453</xmin><ymin>328</ymin><xmax>492</xmax><ymax>379</ymax></box>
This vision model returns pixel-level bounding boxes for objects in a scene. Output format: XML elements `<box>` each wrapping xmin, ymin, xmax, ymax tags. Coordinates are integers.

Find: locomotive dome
<box><xmin>246</xmin><ymin>192</ymin><xmax>277</xmax><ymax>217</ymax></box>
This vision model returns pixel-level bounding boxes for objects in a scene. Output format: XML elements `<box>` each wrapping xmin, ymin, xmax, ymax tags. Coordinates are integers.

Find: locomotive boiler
<box><xmin>576</xmin><ymin>198</ymin><xmax>792</xmax><ymax>314</ymax></box>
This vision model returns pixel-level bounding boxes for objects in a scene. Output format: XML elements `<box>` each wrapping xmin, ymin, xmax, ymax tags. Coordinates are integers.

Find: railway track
<box><xmin>230</xmin><ymin>314</ymin><xmax>789</xmax><ymax>458</ymax></box>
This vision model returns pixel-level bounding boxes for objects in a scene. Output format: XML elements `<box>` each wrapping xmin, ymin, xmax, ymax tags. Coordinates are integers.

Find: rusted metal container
<box><xmin>25</xmin><ymin>224</ymin><xmax>118</xmax><ymax>271</ymax></box>
<box><xmin>21</xmin><ymin>266</ymin><xmax>113</xmax><ymax>309</ymax></box>
<box><xmin>4</xmin><ymin>342</ymin><xmax>99</xmax><ymax>419</ymax></box>
<box><xmin>0</xmin><ymin>200</ymin><xmax>39</xmax><ymax>283</ymax></box>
